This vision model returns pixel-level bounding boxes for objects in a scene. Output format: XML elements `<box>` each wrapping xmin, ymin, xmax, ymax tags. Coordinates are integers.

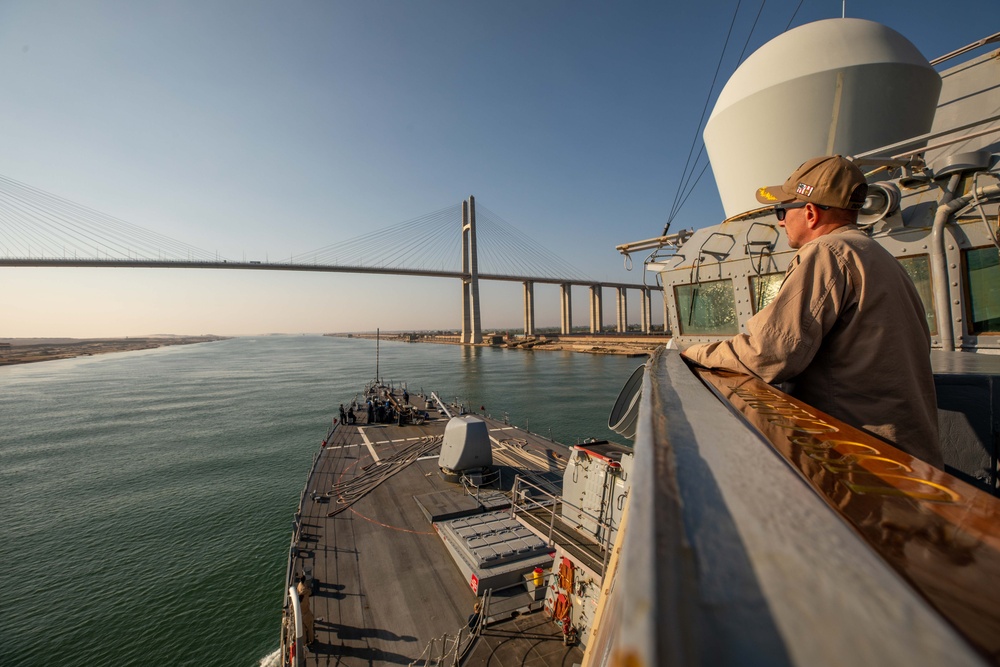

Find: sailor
<box><xmin>467</xmin><ymin>601</ymin><xmax>482</xmax><ymax>629</ymax></box>
<box><xmin>347</xmin><ymin>406</ymin><xmax>355</xmax><ymax>425</ymax></box>
<box><xmin>339</xmin><ymin>404</ymin><xmax>346</xmax><ymax>425</ymax></box>
<box><xmin>682</xmin><ymin>155</ymin><xmax>942</xmax><ymax>467</ymax></box>
<box><xmin>296</xmin><ymin>575</ymin><xmax>316</xmax><ymax>649</ymax></box>
<box><xmin>403</xmin><ymin>389</ymin><xmax>409</xmax><ymax>405</ymax></box>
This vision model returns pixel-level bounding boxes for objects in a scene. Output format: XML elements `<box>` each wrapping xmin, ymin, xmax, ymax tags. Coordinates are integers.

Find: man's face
<box><xmin>779</xmin><ymin>204</ymin><xmax>807</xmax><ymax>249</ymax></box>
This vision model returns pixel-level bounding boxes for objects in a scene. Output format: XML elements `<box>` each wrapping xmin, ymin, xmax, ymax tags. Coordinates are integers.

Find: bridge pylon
<box><xmin>461</xmin><ymin>196</ymin><xmax>483</xmax><ymax>344</ymax></box>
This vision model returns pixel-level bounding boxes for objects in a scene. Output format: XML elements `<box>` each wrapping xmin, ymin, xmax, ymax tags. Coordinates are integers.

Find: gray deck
<box><xmin>289</xmin><ymin>392</ymin><xmax>585</xmax><ymax>666</ymax></box>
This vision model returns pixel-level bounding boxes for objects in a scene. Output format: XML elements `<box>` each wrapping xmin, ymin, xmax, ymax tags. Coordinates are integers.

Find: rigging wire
<box><xmin>666</xmin><ymin>0</ymin><xmax>744</xmax><ymax>228</ymax></box>
<box><xmin>667</xmin><ymin>0</ymin><xmax>770</xmax><ymax>232</ymax></box>
<box><xmin>669</xmin><ymin>0</ymin><xmax>768</xmax><ymax>226</ymax></box>
<box><xmin>785</xmin><ymin>0</ymin><xmax>805</xmax><ymax>32</ymax></box>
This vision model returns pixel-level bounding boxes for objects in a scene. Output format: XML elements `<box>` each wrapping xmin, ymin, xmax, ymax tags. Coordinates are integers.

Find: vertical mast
<box><xmin>376</xmin><ymin>327</ymin><xmax>380</xmax><ymax>382</ymax></box>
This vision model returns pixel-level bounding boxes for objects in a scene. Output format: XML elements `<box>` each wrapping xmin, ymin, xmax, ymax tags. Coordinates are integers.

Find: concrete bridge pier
<box><xmin>560</xmin><ymin>283</ymin><xmax>573</xmax><ymax>335</ymax></box>
<box><xmin>589</xmin><ymin>285</ymin><xmax>603</xmax><ymax>334</ymax></box>
<box><xmin>616</xmin><ymin>287</ymin><xmax>628</xmax><ymax>333</ymax></box>
<box><xmin>461</xmin><ymin>196</ymin><xmax>482</xmax><ymax>344</ymax></box>
<box><xmin>523</xmin><ymin>281</ymin><xmax>535</xmax><ymax>336</ymax></box>
<box><xmin>640</xmin><ymin>288</ymin><xmax>652</xmax><ymax>334</ymax></box>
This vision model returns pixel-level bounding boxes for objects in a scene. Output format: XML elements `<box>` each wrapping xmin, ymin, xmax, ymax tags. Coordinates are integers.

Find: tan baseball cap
<box><xmin>755</xmin><ymin>155</ymin><xmax>868</xmax><ymax>210</ymax></box>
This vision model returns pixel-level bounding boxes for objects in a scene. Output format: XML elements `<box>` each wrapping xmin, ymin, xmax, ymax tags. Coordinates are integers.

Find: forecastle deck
<box><xmin>281</xmin><ymin>388</ymin><xmax>588</xmax><ymax>666</ymax></box>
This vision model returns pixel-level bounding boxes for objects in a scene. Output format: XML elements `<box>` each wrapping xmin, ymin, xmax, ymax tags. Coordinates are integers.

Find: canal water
<box><xmin>0</xmin><ymin>336</ymin><xmax>641</xmax><ymax>666</ymax></box>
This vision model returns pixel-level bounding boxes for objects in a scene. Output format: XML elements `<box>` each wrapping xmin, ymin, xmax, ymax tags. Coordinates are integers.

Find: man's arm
<box><xmin>682</xmin><ymin>242</ymin><xmax>849</xmax><ymax>383</ymax></box>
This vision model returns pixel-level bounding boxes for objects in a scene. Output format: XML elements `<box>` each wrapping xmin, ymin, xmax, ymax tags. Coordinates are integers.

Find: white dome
<box><xmin>704</xmin><ymin>18</ymin><xmax>941</xmax><ymax>218</ymax></box>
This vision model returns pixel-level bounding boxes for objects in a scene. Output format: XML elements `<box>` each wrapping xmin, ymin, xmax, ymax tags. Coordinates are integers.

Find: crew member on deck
<box><xmin>682</xmin><ymin>155</ymin><xmax>942</xmax><ymax>467</ymax></box>
<box><xmin>296</xmin><ymin>575</ymin><xmax>316</xmax><ymax>649</ymax></box>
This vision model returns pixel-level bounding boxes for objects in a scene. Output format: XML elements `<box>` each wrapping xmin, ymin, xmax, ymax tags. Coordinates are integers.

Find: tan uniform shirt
<box><xmin>296</xmin><ymin>581</ymin><xmax>315</xmax><ymax>643</ymax></box>
<box><xmin>684</xmin><ymin>225</ymin><xmax>942</xmax><ymax>467</ymax></box>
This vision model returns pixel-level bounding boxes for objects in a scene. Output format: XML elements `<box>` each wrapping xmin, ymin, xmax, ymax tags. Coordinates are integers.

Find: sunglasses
<box><xmin>774</xmin><ymin>201</ymin><xmax>829</xmax><ymax>221</ymax></box>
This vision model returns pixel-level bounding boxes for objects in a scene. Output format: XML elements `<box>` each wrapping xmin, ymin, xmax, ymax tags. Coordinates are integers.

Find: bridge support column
<box><xmin>560</xmin><ymin>284</ymin><xmax>573</xmax><ymax>335</ymax></box>
<box><xmin>461</xmin><ymin>196</ymin><xmax>482</xmax><ymax>344</ymax></box>
<box><xmin>616</xmin><ymin>288</ymin><xmax>628</xmax><ymax>333</ymax></box>
<box><xmin>640</xmin><ymin>288</ymin><xmax>651</xmax><ymax>334</ymax></box>
<box><xmin>523</xmin><ymin>281</ymin><xmax>535</xmax><ymax>336</ymax></box>
<box><xmin>589</xmin><ymin>285</ymin><xmax>603</xmax><ymax>334</ymax></box>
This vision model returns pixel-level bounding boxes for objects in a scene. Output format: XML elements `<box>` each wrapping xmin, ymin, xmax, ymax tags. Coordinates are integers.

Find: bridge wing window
<box><xmin>965</xmin><ymin>247</ymin><xmax>1000</xmax><ymax>334</ymax></box>
<box><xmin>675</xmin><ymin>280</ymin><xmax>738</xmax><ymax>335</ymax></box>
<box><xmin>897</xmin><ymin>255</ymin><xmax>938</xmax><ymax>336</ymax></box>
<box><xmin>749</xmin><ymin>273</ymin><xmax>784</xmax><ymax>314</ymax></box>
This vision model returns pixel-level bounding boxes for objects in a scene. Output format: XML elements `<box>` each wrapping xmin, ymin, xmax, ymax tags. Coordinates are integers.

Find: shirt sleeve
<box><xmin>682</xmin><ymin>240</ymin><xmax>850</xmax><ymax>383</ymax></box>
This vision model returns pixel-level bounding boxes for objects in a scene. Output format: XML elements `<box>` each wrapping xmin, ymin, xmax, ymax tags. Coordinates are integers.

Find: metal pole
<box><xmin>511</xmin><ymin>476</ymin><xmax>519</xmax><ymax>518</ymax></box>
<box><xmin>453</xmin><ymin>627</ymin><xmax>464</xmax><ymax>666</ymax></box>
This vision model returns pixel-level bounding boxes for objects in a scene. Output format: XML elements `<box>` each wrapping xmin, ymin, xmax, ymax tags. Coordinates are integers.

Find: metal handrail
<box><xmin>853</xmin><ymin>112</ymin><xmax>1000</xmax><ymax>162</ymax></box>
<box><xmin>461</xmin><ymin>467</ymin><xmax>502</xmax><ymax>500</ymax></box>
<box><xmin>510</xmin><ymin>475</ymin><xmax>618</xmax><ymax>559</ymax></box>
<box><xmin>929</xmin><ymin>31</ymin><xmax>1000</xmax><ymax>66</ymax></box>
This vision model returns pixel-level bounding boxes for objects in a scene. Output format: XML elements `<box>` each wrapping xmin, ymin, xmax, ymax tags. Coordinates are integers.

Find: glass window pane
<box><xmin>897</xmin><ymin>255</ymin><xmax>938</xmax><ymax>336</ymax></box>
<box><xmin>965</xmin><ymin>247</ymin><xmax>1000</xmax><ymax>334</ymax></box>
<box><xmin>675</xmin><ymin>280</ymin><xmax>738</xmax><ymax>335</ymax></box>
<box><xmin>749</xmin><ymin>273</ymin><xmax>784</xmax><ymax>313</ymax></box>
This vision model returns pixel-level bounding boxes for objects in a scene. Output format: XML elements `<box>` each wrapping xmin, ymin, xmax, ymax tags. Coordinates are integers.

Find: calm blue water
<box><xmin>0</xmin><ymin>336</ymin><xmax>640</xmax><ymax>666</ymax></box>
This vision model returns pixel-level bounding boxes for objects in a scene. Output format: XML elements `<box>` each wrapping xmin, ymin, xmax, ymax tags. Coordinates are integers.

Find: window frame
<box><xmin>895</xmin><ymin>253</ymin><xmax>938</xmax><ymax>337</ymax></box>
<box><xmin>962</xmin><ymin>245</ymin><xmax>1000</xmax><ymax>336</ymax></box>
<box><xmin>748</xmin><ymin>272</ymin><xmax>785</xmax><ymax>315</ymax></box>
<box><xmin>673</xmin><ymin>278</ymin><xmax>739</xmax><ymax>336</ymax></box>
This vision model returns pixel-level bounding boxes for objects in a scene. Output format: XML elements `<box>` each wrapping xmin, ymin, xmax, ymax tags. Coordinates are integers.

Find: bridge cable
<box><xmin>0</xmin><ymin>174</ymin><xmax>217</xmax><ymax>261</ymax></box>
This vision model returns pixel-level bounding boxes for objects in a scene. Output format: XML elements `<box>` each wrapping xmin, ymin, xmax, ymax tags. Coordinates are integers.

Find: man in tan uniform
<box><xmin>296</xmin><ymin>575</ymin><xmax>316</xmax><ymax>649</ymax></box>
<box><xmin>683</xmin><ymin>155</ymin><xmax>942</xmax><ymax>467</ymax></box>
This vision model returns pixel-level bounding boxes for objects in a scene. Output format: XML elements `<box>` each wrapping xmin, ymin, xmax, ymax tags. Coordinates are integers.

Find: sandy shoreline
<box><xmin>0</xmin><ymin>336</ymin><xmax>230</xmax><ymax>366</ymax></box>
<box><xmin>328</xmin><ymin>331</ymin><xmax>668</xmax><ymax>357</ymax></box>
<box><xmin>0</xmin><ymin>331</ymin><xmax>667</xmax><ymax>367</ymax></box>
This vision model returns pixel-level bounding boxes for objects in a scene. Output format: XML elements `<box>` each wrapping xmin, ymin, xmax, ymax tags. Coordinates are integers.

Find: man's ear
<box><xmin>804</xmin><ymin>203</ymin><xmax>823</xmax><ymax>229</ymax></box>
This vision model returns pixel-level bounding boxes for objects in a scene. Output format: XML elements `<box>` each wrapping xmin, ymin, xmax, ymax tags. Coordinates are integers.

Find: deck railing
<box><xmin>510</xmin><ymin>475</ymin><xmax>617</xmax><ymax>575</ymax></box>
<box><xmin>279</xmin><ymin>420</ymin><xmax>338</xmax><ymax>666</ymax></box>
<box><xmin>407</xmin><ymin>588</ymin><xmax>489</xmax><ymax>667</ymax></box>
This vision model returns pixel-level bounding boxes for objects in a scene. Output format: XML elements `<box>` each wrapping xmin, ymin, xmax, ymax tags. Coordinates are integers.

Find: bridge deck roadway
<box><xmin>0</xmin><ymin>258</ymin><xmax>661</xmax><ymax>290</ymax></box>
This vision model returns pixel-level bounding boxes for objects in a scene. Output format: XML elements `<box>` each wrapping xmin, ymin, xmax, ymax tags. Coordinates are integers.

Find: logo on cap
<box><xmin>757</xmin><ymin>187</ymin><xmax>778</xmax><ymax>202</ymax></box>
<box><xmin>796</xmin><ymin>182</ymin><xmax>814</xmax><ymax>197</ymax></box>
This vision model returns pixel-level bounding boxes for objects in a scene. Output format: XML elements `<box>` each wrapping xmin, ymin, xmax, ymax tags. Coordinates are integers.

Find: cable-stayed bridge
<box><xmin>0</xmin><ymin>175</ymin><xmax>662</xmax><ymax>342</ymax></box>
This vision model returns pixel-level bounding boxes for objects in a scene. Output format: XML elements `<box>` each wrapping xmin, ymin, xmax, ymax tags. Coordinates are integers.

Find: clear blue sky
<box><xmin>0</xmin><ymin>0</ymin><xmax>989</xmax><ymax>336</ymax></box>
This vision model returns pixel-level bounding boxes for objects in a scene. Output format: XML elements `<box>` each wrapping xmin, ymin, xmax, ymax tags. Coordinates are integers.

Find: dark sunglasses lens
<box><xmin>775</xmin><ymin>208</ymin><xmax>786</xmax><ymax>221</ymax></box>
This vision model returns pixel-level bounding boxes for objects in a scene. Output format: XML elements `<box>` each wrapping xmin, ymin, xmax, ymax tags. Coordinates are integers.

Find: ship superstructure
<box><xmin>602</xmin><ymin>18</ymin><xmax>1000</xmax><ymax>667</ymax></box>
